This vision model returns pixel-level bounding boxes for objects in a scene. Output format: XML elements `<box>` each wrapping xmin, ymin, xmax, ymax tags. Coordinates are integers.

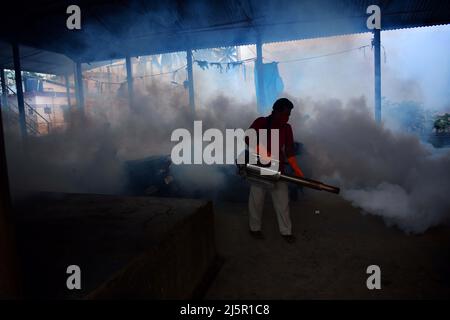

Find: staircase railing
<box><xmin>5</xmin><ymin>107</ymin><xmax>40</xmax><ymax>136</ymax></box>
<box><xmin>4</xmin><ymin>84</ymin><xmax>51</xmax><ymax>135</ymax></box>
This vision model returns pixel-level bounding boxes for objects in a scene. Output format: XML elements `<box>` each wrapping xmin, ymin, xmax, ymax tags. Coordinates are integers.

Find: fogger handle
<box><xmin>236</xmin><ymin>151</ymin><xmax>340</xmax><ymax>194</ymax></box>
<box><xmin>242</xmin><ymin>163</ymin><xmax>340</xmax><ymax>194</ymax></box>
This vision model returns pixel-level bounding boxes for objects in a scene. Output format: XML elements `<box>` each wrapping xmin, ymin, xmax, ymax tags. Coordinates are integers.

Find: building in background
<box><xmin>2</xmin><ymin>73</ymin><xmax>74</xmax><ymax>135</ymax></box>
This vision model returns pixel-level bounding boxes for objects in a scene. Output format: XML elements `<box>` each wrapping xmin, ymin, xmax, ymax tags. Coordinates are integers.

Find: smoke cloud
<box><xmin>3</xmin><ymin>21</ymin><xmax>450</xmax><ymax>234</ymax></box>
<box><xmin>4</xmin><ymin>82</ymin><xmax>450</xmax><ymax>234</ymax></box>
<box><xmin>290</xmin><ymin>96</ymin><xmax>450</xmax><ymax>233</ymax></box>
<box><xmin>3</xmin><ymin>79</ymin><xmax>257</xmax><ymax>197</ymax></box>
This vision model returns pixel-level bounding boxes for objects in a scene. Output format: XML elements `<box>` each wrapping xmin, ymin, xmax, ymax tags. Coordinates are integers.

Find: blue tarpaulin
<box><xmin>254</xmin><ymin>62</ymin><xmax>284</xmax><ymax>114</ymax></box>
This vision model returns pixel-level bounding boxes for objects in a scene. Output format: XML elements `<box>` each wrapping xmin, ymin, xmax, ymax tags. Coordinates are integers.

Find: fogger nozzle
<box><xmin>237</xmin><ymin>155</ymin><xmax>340</xmax><ymax>194</ymax></box>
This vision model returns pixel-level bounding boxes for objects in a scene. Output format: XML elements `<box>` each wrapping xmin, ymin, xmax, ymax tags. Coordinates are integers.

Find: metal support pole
<box><xmin>0</xmin><ymin>94</ymin><xmax>21</xmax><ymax>298</ymax></box>
<box><xmin>143</xmin><ymin>56</ymin><xmax>148</xmax><ymax>87</ymax></box>
<box><xmin>0</xmin><ymin>68</ymin><xmax>8</xmax><ymax>110</ymax></box>
<box><xmin>256</xmin><ymin>36</ymin><xmax>265</xmax><ymax>114</ymax></box>
<box><xmin>75</xmin><ymin>62</ymin><xmax>85</xmax><ymax>110</ymax></box>
<box><xmin>64</xmin><ymin>73</ymin><xmax>72</xmax><ymax>108</ymax></box>
<box><xmin>125</xmin><ymin>56</ymin><xmax>134</xmax><ymax>109</ymax></box>
<box><xmin>107</xmin><ymin>66</ymin><xmax>111</xmax><ymax>93</ymax></box>
<box><xmin>373</xmin><ymin>29</ymin><xmax>381</xmax><ymax>123</ymax></box>
<box><xmin>186</xmin><ymin>49</ymin><xmax>195</xmax><ymax>115</ymax></box>
<box><xmin>12</xmin><ymin>44</ymin><xmax>27</xmax><ymax>138</ymax></box>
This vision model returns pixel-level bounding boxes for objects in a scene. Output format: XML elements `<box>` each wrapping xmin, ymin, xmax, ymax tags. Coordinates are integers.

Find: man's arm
<box><xmin>285</xmin><ymin>124</ymin><xmax>305</xmax><ymax>177</ymax></box>
<box><xmin>287</xmin><ymin>156</ymin><xmax>304</xmax><ymax>178</ymax></box>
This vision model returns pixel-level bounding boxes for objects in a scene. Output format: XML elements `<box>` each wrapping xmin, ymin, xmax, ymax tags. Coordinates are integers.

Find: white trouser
<box><xmin>248</xmin><ymin>181</ymin><xmax>292</xmax><ymax>235</ymax></box>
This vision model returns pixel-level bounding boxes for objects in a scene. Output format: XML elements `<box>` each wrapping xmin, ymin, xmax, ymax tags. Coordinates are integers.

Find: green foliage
<box><xmin>433</xmin><ymin>113</ymin><xmax>450</xmax><ymax>132</ymax></box>
<box><xmin>383</xmin><ymin>100</ymin><xmax>431</xmax><ymax>134</ymax></box>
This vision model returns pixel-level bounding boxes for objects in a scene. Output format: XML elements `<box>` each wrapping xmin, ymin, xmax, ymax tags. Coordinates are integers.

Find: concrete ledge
<box><xmin>15</xmin><ymin>194</ymin><xmax>218</xmax><ymax>299</ymax></box>
<box><xmin>88</xmin><ymin>201</ymin><xmax>217</xmax><ymax>299</ymax></box>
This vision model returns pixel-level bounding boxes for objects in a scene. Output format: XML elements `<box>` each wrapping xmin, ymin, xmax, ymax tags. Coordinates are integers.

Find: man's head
<box><xmin>272</xmin><ymin>98</ymin><xmax>294</xmax><ymax>124</ymax></box>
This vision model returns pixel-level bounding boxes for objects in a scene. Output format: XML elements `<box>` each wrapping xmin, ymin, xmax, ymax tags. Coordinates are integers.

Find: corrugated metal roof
<box><xmin>0</xmin><ymin>41</ymin><xmax>74</xmax><ymax>75</ymax></box>
<box><xmin>0</xmin><ymin>0</ymin><xmax>449</xmax><ymax>69</ymax></box>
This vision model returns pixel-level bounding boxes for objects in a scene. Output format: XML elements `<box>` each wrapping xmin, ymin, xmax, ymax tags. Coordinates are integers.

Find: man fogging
<box><xmin>239</xmin><ymin>98</ymin><xmax>340</xmax><ymax>243</ymax></box>
<box><xmin>243</xmin><ymin>98</ymin><xmax>305</xmax><ymax>243</ymax></box>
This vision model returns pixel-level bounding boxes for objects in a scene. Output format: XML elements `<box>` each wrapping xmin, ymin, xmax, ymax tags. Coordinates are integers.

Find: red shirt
<box><xmin>249</xmin><ymin>116</ymin><xmax>295</xmax><ymax>173</ymax></box>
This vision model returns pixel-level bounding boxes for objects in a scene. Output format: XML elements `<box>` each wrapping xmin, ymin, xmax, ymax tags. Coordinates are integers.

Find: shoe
<box><xmin>282</xmin><ymin>234</ymin><xmax>296</xmax><ymax>243</ymax></box>
<box><xmin>249</xmin><ymin>230</ymin><xmax>264</xmax><ymax>239</ymax></box>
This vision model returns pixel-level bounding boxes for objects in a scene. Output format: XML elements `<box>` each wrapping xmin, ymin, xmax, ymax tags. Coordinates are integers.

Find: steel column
<box><xmin>373</xmin><ymin>29</ymin><xmax>381</xmax><ymax>123</ymax></box>
<box><xmin>12</xmin><ymin>44</ymin><xmax>27</xmax><ymax>138</ymax></box>
<box><xmin>186</xmin><ymin>49</ymin><xmax>195</xmax><ymax>115</ymax></box>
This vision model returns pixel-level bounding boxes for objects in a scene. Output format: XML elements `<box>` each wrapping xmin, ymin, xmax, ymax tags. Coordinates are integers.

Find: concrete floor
<box><xmin>13</xmin><ymin>190</ymin><xmax>450</xmax><ymax>299</ymax></box>
<box><xmin>206</xmin><ymin>191</ymin><xmax>450</xmax><ymax>299</ymax></box>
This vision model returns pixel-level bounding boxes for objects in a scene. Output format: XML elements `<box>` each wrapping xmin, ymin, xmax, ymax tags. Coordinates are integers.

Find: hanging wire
<box><xmin>138</xmin><ymin>64</ymin><xmax>187</xmax><ymax>79</ymax></box>
<box><xmin>83</xmin><ymin>64</ymin><xmax>188</xmax><ymax>84</ymax></box>
<box><xmin>82</xmin><ymin>44</ymin><xmax>373</xmax><ymax>84</ymax></box>
<box><xmin>83</xmin><ymin>77</ymin><xmax>124</xmax><ymax>85</ymax></box>
<box><xmin>191</xmin><ymin>44</ymin><xmax>372</xmax><ymax>66</ymax></box>
<box><xmin>276</xmin><ymin>45</ymin><xmax>372</xmax><ymax>64</ymax></box>
<box><xmin>192</xmin><ymin>56</ymin><xmax>256</xmax><ymax>65</ymax></box>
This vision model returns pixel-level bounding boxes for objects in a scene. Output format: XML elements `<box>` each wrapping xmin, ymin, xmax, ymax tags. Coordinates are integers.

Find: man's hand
<box><xmin>259</xmin><ymin>153</ymin><xmax>272</xmax><ymax>165</ymax></box>
<box><xmin>294</xmin><ymin>168</ymin><xmax>305</xmax><ymax>178</ymax></box>
<box><xmin>287</xmin><ymin>156</ymin><xmax>305</xmax><ymax>178</ymax></box>
<box><xmin>255</xmin><ymin>145</ymin><xmax>271</xmax><ymax>165</ymax></box>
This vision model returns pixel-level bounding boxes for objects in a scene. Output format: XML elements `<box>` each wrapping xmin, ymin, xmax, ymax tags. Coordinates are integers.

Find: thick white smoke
<box><xmin>4</xmin><ymin>85</ymin><xmax>449</xmax><ymax>234</ymax></box>
<box><xmin>3</xmin><ymin>80</ymin><xmax>257</xmax><ymax>196</ymax></box>
<box><xmin>3</xmin><ymin>24</ymin><xmax>450</xmax><ymax>234</ymax></box>
<box><xmin>290</xmin><ymin>96</ymin><xmax>450</xmax><ymax>233</ymax></box>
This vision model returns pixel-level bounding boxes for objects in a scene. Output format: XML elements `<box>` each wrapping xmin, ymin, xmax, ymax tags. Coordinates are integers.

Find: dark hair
<box><xmin>272</xmin><ymin>98</ymin><xmax>294</xmax><ymax>112</ymax></box>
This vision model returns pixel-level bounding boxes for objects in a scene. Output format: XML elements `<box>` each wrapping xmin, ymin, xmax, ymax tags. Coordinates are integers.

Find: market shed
<box><xmin>0</xmin><ymin>0</ymin><xmax>449</xmax><ymax>298</ymax></box>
